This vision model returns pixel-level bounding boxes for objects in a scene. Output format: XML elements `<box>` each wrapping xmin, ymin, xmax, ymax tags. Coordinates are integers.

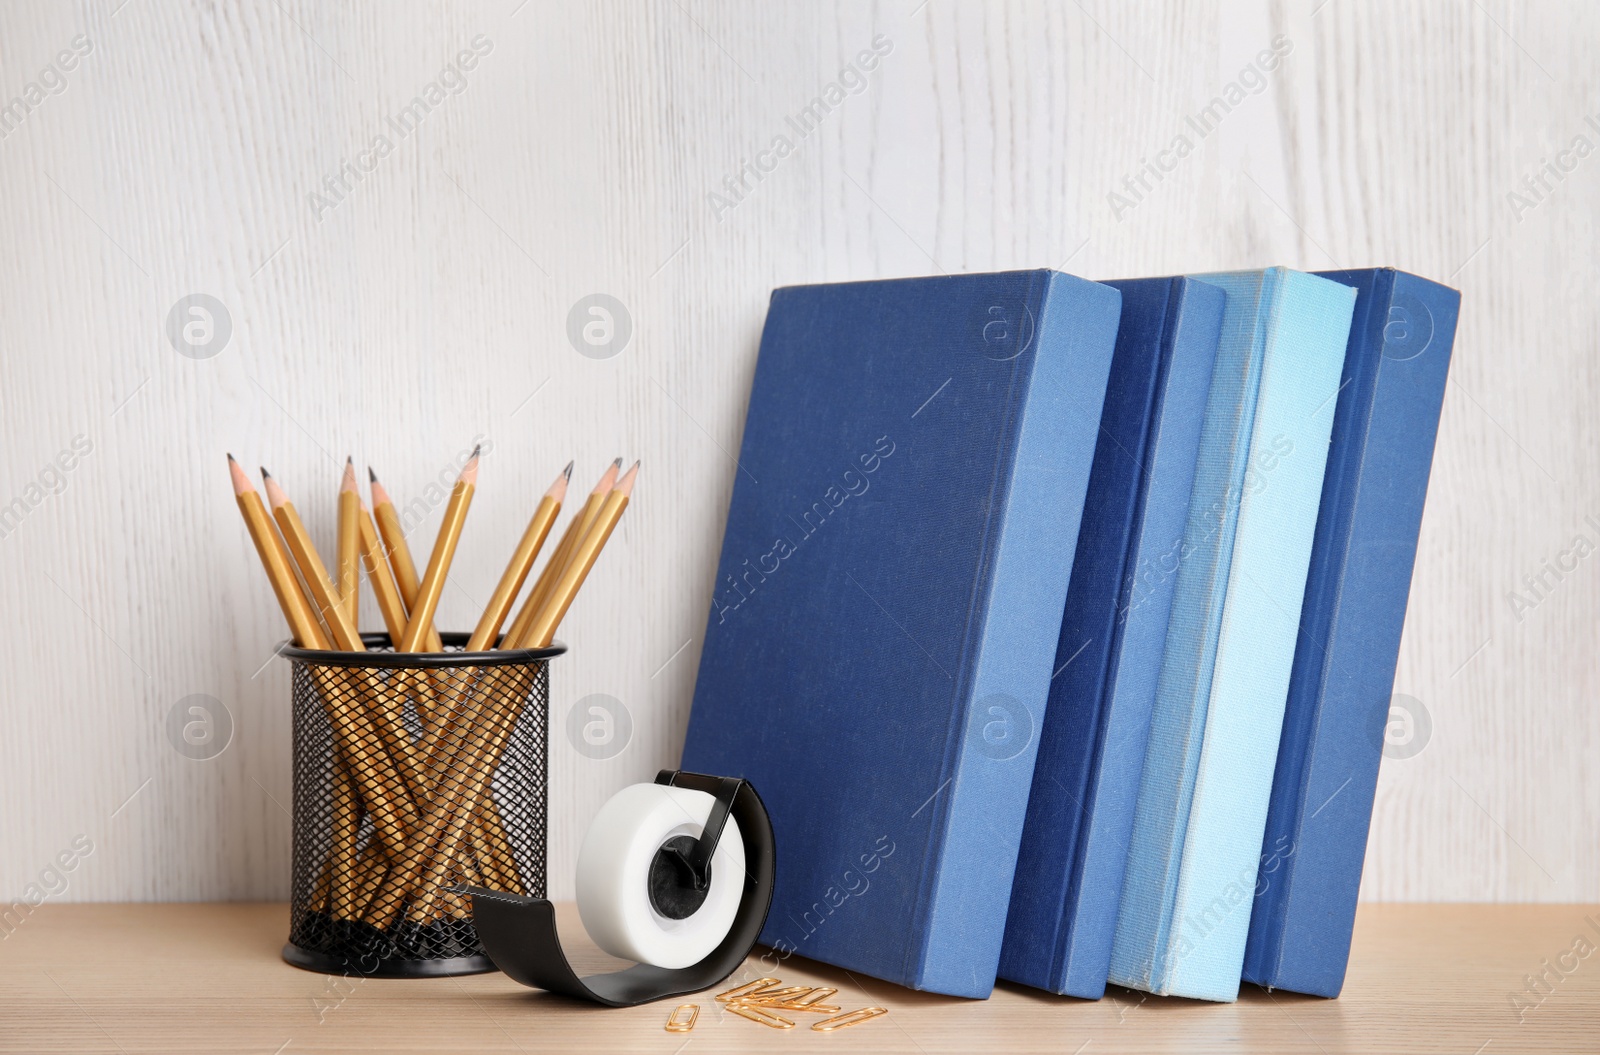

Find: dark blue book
<box><xmin>681</xmin><ymin>270</ymin><xmax>1121</xmax><ymax>997</ymax></box>
<box><xmin>1243</xmin><ymin>269</ymin><xmax>1459</xmax><ymax>997</ymax></box>
<box><xmin>998</xmin><ymin>277</ymin><xmax>1223</xmax><ymax>998</ymax></box>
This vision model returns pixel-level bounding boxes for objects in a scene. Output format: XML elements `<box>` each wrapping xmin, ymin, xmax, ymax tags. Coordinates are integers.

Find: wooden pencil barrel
<box><xmin>281</xmin><ymin>632</ymin><xmax>561</xmax><ymax>978</ymax></box>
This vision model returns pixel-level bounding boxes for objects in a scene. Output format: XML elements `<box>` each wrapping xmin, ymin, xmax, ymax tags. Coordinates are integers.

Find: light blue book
<box><xmin>1108</xmin><ymin>268</ymin><xmax>1355</xmax><ymax>1001</ymax></box>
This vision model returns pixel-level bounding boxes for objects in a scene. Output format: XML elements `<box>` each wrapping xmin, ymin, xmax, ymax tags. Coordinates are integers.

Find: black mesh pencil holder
<box><xmin>280</xmin><ymin>631</ymin><xmax>564</xmax><ymax>978</ymax></box>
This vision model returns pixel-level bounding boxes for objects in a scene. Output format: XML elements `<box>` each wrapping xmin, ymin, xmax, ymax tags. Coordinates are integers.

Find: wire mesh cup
<box><xmin>280</xmin><ymin>631</ymin><xmax>563</xmax><ymax>978</ymax></box>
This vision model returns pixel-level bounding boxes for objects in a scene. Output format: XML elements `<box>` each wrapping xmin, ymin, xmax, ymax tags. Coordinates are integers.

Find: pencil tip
<box><xmin>612</xmin><ymin>456</ymin><xmax>623</xmax><ymax>468</ymax></box>
<box><xmin>346</xmin><ymin>455</ymin><xmax>353</xmax><ymax>465</ymax></box>
<box><xmin>563</xmin><ymin>459</ymin><xmax>574</xmax><ymax>480</ymax></box>
<box><xmin>367</xmin><ymin>466</ymin><xmax>377</xmax><ymax>483</ymax></box>
<box><xmin>471</xmin><ymin>443</ymin><xmax>481</xmax><ymax>458</ymax></box>
<box><xmin>260</xmin><ymin>466</ymin><xmax>272</xmax><ymax>479</ymax></box>
<box><xmin>228</xmin><ymin>456</ymin><xmax>253</xmax><ymax>495</ymax></box>
<box><xmin>615</xmin><ymin>460</ymin><xmax>640</xmax><ymax>496</ymax></box>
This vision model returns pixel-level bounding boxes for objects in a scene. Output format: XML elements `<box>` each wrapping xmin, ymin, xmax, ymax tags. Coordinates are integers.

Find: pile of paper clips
<box><xmin>663</xmin><ymin>977</ymin><xmax>889</xmax><ymax>1034</ymax></box>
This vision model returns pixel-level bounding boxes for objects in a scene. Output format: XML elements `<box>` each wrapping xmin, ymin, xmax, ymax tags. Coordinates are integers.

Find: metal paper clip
<box><xmin>768</xmin><ymin>1002</ymin><xmax>843</xmax><ymax>1014</ymax></box>
<box><xmin>726</xmin><ymin>1002</ymin><xmax>796</xmax><ymax>1029</ymax></box>
<box><xmin>664</xmin><ymin>1004</ymin><xmax>698</xmax><ymax>1033</ymax></box>
<box><xmin>790</xmin><ymin>986</ymin><xmax>838</xmax><ymax>1007</ymax></box>
<box><xmin>716</xmin><ymin>977</ymin><xmax>781</xmax><ymax>1002</ymax></box>
<box><xmin>741</xmin><ymin>986</ymin><xmax>810</xmax><ymax>1004</ymax></box>
<box><xmin>811</xmin><ymin>1007</ymin><xmax>889</xmax><ymax>1032</ymax></box>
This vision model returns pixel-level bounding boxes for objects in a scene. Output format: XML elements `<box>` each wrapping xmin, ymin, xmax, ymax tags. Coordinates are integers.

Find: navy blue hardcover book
<box><xmin>1243</xmin><ymin>269</ymin><xmax>1459</xmax><ymax>997</ymax></box>
<box><xmin>999</xmin><ymin>277</ymin><xmax>1224</xmax><ymax>998</ymax></box>
<box><xmin>681</xmin><ymin>270</ymin><xmax>1121</xmax><ymax>997</ymax></box>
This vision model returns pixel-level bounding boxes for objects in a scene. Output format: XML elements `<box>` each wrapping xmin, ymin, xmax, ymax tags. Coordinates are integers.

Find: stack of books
<box><xmin>682</xmin><ymin>267</ymin><xmax>1458</xmax><ymax>1002</ymax></box>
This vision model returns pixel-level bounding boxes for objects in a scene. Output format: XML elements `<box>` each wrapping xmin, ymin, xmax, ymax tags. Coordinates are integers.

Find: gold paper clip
<box><xmin>741</xmin><ymin>986</ymin><xmax>810</xmax><ymax>1005</ymax></box>
<box><xmin>716</xmin><ymin>977</ymin><xmax>781</xmax><ymax>1002</ymax></box>
<box><xmin>664</xmin><ymin>1004</ymin><xmax>698</xmax><ymax>1033</ymax></box>
<box><xmin>726</xmin><ymin>1002</ymin><xmax>796</xmax><ymax>1029</ymax></box>
<box><xmin>811</xmin><ymin>1007</ymin><xmax>889</xmax><ymax>1032</ymax></box>
<box><xmin>791</xmin><ymin>986</ymin><xmax>838</xmax><ymax>1006</ymax></box>
<box><xmin>768</xmin><ymin>1001</ymin><xmax>843</xmax><ymax>1014</ymax></box>
<box><xmin>757</xmin><ymin>987</ymin><xmax>842</xmax><ymax>1014</ymax></box>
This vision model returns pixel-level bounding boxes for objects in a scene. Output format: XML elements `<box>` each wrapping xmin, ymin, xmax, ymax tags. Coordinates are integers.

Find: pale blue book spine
<box><xmin>1108</xmin><ymin>271</ymin><xmax>1276</xmax><ymax>994</ymax></box>
<box><xmin>1110</xmin><ymin>269</ymin><xmax>1357</xmax><ymax>1001</ymax></box>
<box><xmin>1166</xmin><ymin>269</ymin><xmax>1354</xmax><ymax>1000</ymax></box>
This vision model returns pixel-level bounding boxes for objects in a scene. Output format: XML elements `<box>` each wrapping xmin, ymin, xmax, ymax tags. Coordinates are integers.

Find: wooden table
<box><xmin>2</xmin><ymin>903</ymin><xmax>1595</xmax><ymax>1053</ymax></box>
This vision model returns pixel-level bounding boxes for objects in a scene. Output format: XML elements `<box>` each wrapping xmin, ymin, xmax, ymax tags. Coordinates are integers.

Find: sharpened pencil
<box><xmin>264</xmin><ymin>467</ymin><xmax>364</xmax><ymax>652</ymax></box>
<box><xmin>358</xmin><ymin>499</ymin><xmax>409</xmax><ymax>643</ymax></box>
<box><xmin>228</xmin><ymin>455</ymin><xmax>330</xmax><ymax>649</ymax></box>
<box><xmin>398</xmin><ymin>447</ymin><xmax>479</xmax><ymax>652</ymax></box>
<box><xmin>520</xmin><ymin>460</ymin><xmax>636</xmax><ymax>649</ymax></box>
<box><xmin>337</xmin><ymin>458</ymin><xmax>360</xmax><ymax>629</ymax></box>
<box><xmin>505</xmin><ymin>458</ymin><xmax>619</xmax><ymax>648</ymax></box>
<box><xmin>370</xmin><ymin>467</ymin><xmax>443</xmax><ymax>651</ymax></box>
<box><xmin>466</xmin><ymin>463</ymin><xmax>570</xmax><ymax>651</ymax></box>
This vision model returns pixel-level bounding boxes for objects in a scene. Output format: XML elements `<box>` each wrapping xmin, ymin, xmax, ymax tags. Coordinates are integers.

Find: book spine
<box><xmin>1109</xmin><ymin>270</ymin><xmax>1278</xmax><ymax>994</ymax></box>
<box><xmin>911</xmin><ymin>273</ymin><xmax>1120</xmax><ymax>996</ymax></box>
<box><xmin>1161</xmin><ymin>270</ymin><xmax>1355</xmax><ymax>1001</ymax></box>
<box><xmin>1055</xmin><ymin>278</ymin><xmax>1223</xmax><ymax>997</ymax></box>
<box><xmin>1243</xmin><ymin>271</ymin><xmax>1459</xmax><ymax>996</ymax></box>
<box><xmin>999</xmin><ymin>278</ymin><xmax>1174</xmax><ymax>995</ymax></box>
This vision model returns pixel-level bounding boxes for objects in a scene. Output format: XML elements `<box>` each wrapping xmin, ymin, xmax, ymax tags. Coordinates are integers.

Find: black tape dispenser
<box><xmin>459</xmin><ymin>769</ymin><xmax>775</xmax><ymax>1007</ymax></box>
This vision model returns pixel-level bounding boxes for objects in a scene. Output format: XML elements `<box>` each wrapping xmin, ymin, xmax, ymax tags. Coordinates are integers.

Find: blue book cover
<box><xmin>999</xmin><ymin>276</ymin><xmax>1223</xmax><ymax>998</ymax></box>
<box><xmin>681</xmin><ymin>270</ymin><xmax>1121</xmax><ymax>997</ymax></box>
<box><xmin>1243</xmin><ymin>269</ymin><xmax>1460</xmax><ymax>997</ymax></box>
<box><xmin>1108</xmin><ymin>268</ymin><xmax>1356</xmax><ymax>1001</ymax></box>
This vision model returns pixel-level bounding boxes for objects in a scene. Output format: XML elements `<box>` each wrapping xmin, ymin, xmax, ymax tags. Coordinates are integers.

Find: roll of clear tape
<box><xmin>574</xmin><ymin>782</ymin><xmax>746</xmax><ymax>970</ymax></box>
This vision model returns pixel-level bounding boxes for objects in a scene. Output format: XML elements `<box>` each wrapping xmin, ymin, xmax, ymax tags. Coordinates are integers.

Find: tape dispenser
<box><xmin>460</xmin><ymin>769</ymin><xmax>775</xmax><ymax>1007</ymax></box>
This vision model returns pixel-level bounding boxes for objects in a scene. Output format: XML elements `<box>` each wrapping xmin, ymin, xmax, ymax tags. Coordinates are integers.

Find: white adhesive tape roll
<box><xmin>574</xmin><ymin>783</ymin><xmax>746</xmax><ymax>970</ymax></box>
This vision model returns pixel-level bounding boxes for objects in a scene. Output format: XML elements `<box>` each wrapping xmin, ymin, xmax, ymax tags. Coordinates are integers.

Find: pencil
<box><xmin>228</xmin><ymin>455</ymin><xmax>330</xmax><ymax>649</ymax></box>
<box><xmin>397</xmin><ymin>447</ymin><xmax>479</xmax><ymax>652</ymax></box>
<box><xmin>520</xmin><ymin>460</ymin><xmax>636</xmax><ymax>649</ymax></box>
<box><xmin>263</xmin><ymin>467</ymin><xmax>364</xmax><ymax>652</ymax></box>
<box><xmin>337</xmin><ymin>458</ymin><xmax>360</xmax><ymax>629</ymax></box>
<box><xmin>370</xmin><ymin>467</ymin><xmax>443</xmax><ymax>652</ymax></box>
<box><xmin>465</xmin><ymin>463</ymin><xmax>570</xmax><ymax>651</ymax></box>
<box><xmin>504</xmin><ymin>458</ymin><xmax>619</xmax><ymax>648</ymax></box>
<box><xmin>568</xmin><ymin>456</ymin><xmax>622</xmax><ymax>557</ymax></box>
<box><xmin>358</xmin><ymin>500</ymin><xmax>409</xmax><ymax>643</ymax></box>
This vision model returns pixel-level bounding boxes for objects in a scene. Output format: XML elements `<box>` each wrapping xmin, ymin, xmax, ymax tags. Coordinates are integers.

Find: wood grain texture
<box><xmin>0</xmin><ymin>0</ymin><xmax>1594</xmax><ymax>904</ymax></box>
<box><xmin>3</xmin><ymin>903</ymin><xmax>1598</xmax><ymax>1052</ymax></box>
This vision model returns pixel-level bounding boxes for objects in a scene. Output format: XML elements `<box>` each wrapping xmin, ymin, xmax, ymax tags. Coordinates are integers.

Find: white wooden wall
<box><xmin>1</xmin><ymin>0</ymin><xmax>1593</xmax><ymax>905</ymax></box>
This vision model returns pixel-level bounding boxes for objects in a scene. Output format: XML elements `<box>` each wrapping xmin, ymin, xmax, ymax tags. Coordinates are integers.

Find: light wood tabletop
<box><xmin>2</xmin><ymin>903</ymin><xmax>1595</xmax><ymax>1053</ymax></box>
